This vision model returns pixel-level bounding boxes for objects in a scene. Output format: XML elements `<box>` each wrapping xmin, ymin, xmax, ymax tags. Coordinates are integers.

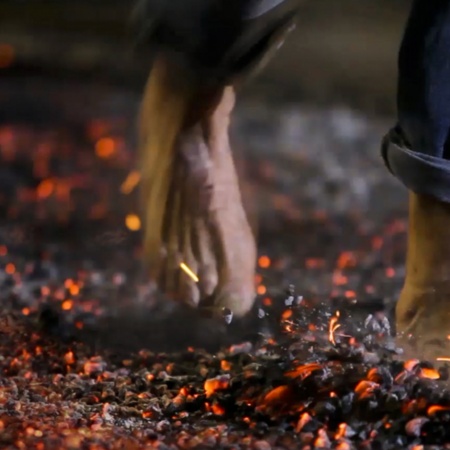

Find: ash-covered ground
<box><xmin>2</xmin><ymin>78</ymin><xmax>447</xmax><ymax>450</ymax></box>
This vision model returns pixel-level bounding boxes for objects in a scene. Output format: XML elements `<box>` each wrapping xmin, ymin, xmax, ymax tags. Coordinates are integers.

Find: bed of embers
<box><xmin>1</xmin><ymin>77</ymin><xmax>450</xmax><ymax>450</ymax></box>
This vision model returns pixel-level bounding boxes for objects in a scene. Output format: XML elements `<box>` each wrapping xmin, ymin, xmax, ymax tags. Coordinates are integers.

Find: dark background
<box><xmin>0</xmin><ymin>0</ymin><xmax>412</xmax><ymax>114</ymax></box>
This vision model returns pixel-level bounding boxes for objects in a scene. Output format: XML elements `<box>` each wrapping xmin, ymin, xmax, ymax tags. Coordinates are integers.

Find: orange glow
<box><xmin>37</xmin><ymin>179</ymin><xmax>55</xmax><ymax>199</ymax></box>
<box><xmin>336</xmin><ymin>443</ymin><xmax>351</xmax><ymax>450</ymax></box>
<box><xmin>263</xmin><ymin>297</ymin><xmax>272</xmax><ymax>306</ymax></box>
<box><xmin>121</xmin><ymin>171</ymin><xmax>141</xmax><ymax>194</ymax></box>
<box><xmin>204</xmin><ymin>377</ymin><xmax>229</xmax><ymax>397</ymax></box>
<box><xmin>354</xmin><ymin>380</ymin><xmax>379</xmax><ymax>396</ymax></box>
<box><xmin>220</xmin><ymin>360</ymin><xmax>231</xmax><ymax>371</ymax></box>
<box><xmin>281</xmin><ymin>309</ymin><xmax>293</xmax><ymax>320</ymax></box>
<box><xmin>286</xmin><ymin>363</ymin><xmax>322</xmax><ymax>379</ymax></box>
<box><xmin>257</xmin><ymin>285</ymin><xmax>266</xmax><ymax>295</ymax></box>
<box><xmin>211</xmin><ymin>403</ymin><xmax>225</xmax><ymax>416</ymax></box>
<box><xmin>437</xmin><ymin>357</ymin><xmax>450</xmax><ymax>362</ymax></box>
<box><xmin>95</xmin><ymin>138</ymin><xmax>116</xmax><ymax>159</ymax></box>
<box><xmin>337</xmin><ymin>251</ymin><xmax>356</xmax><ymax>269</ymax></box>
<box><xmin>64</xmin><ymin>351</ymin><xmax>75</xmax><ymax>365</ymax></box>
<box><xmin>258</xmin><ymin>255</ymin><xmax>271</xmax><ymax>269</ymax></box>
<box><xmin>5</xmin><ymin>263</ymin><xmax>15</xmax><ymax>275</ymax></box>
<box><xmin>61</xmin><ymin>300</ymin><xmax>73</xmax><ymax>311</ymax></box>
<box><xmin>0</xmin><ymin>246</ymin><xmax>7</xmax><ymax>256</ymax></box>
<box><xmin>335</xmin><ymin>423</ymin><xmax>348</xmax><ymax>440</ymax></box>
<box><xmin>125</xmin><ymin>214</ymin><xmax>141</xmax><ymax>231</ymax></box>
<box><xmin>314</xmin><ymin>430</ymin><xmax>330</xmax><ymax>449</ymax></box>
<box><xmin>427</xmin><ymin>405</ymin><xmax>450</xmax><ymax>416</ymax></box>
<box><xmin>419</xmin><ymin>367</ymin><xmax>440</xmax><ymax>380</ymax></box>
<box><xmin>263</xmin><ymin>385</ymin><xmax>291</xmax><ymax>406</ymax></box>
<box><xmin>0</xmin><ymin>44</ymin><xmax>14</xmax><ymax>68</ymax></box>
<box><xmin>295</xmin><ymin>412</ymin><xmax>312</xmax><ymax>433</ymax></box>
<box><xmin>404</xmin><ymin>359</ymin><xmax>420</xmax><ymax>371</ymax></box>
<box><xmin>22</xmin><ymin>307</ymin><xmax>30</xmax><ymax>316</ymax></box>
<box><xmin>69</xmin><ymin>284</ymin><xmax>80</xmax><ymax>296</ymax></box>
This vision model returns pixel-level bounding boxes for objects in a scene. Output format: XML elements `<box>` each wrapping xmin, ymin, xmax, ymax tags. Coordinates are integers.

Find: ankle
<box><xmin>404</xmin><ymin>192</ymin><xmax>450</xmax><ymax>285</ymax></box>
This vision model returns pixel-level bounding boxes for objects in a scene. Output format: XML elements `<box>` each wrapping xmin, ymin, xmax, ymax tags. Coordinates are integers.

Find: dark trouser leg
<box><xmin>382</xmin><ymin>0</ymin><xmax>450</xmax><ymax>360</ymax></box>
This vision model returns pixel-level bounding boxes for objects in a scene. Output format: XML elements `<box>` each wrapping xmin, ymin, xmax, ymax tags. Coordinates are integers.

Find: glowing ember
<box><xmin>204</xmin><ymin>375</ymin><xmax>229</xmax><ymax>397</ymax></box>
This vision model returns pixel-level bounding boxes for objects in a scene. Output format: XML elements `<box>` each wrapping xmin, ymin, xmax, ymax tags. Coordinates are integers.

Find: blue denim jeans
<box><xmin>382</xmin><ymin>0</ymin><xmax>450</xmax><ymax>202</ymax></box>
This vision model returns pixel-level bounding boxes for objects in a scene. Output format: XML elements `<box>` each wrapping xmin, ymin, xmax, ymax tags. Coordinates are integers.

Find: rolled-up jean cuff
<box><xmin>381</xmin><ymin>126</ymin><xmax>450</xmax><ymax>204</ymax></box>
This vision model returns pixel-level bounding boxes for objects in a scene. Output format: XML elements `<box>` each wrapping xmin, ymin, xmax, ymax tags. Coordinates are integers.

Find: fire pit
<box><xmin>1</xmin><ymin>70</ymin><xmax>449</xmax><ymax>450</ymax></box>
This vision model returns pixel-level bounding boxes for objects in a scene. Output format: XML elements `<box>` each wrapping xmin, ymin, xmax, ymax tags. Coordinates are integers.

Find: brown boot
<box><xmin>396</xmin><ymin>192</ymin><xmax>450</xmax><ymax>362</ymax></box>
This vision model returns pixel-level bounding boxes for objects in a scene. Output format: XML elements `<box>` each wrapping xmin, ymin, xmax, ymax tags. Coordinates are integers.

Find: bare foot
<box><xmin>139</xmin><ymin>62</ymin><xmax>256</xmax><ymax>319</ymax></box>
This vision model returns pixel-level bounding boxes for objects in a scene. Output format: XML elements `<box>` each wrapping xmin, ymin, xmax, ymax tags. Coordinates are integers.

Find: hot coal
<box><xmin>1</xmin><ymin>78</ymin><xmax>449</xmax><ymax>449</ymax></box>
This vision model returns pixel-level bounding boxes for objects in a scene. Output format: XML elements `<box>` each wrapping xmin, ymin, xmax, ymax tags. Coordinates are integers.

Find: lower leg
<box><xmin>382</xmin><ymin>1</ymin><xmax>450</xmax><ymax>360</ymax></box>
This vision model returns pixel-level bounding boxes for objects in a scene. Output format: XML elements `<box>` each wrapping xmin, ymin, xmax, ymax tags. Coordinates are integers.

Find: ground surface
<box><xmin>2</xmin><ymin>78</ymin><xmax>449</xmax><ymax>450</ymax></box>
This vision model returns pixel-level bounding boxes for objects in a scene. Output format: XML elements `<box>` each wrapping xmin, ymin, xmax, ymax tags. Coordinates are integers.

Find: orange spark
<box><xmin>329</xmin><ymin>311</ymin><xmax>341</xmax><ymax>345</ymax></box>
<box><xmin>37</xmin><ymin>179</ymin><xmax>55</xmax><ymax>199</ymax></box>
<box><xmin>258</xmin><ymin>255</ymin><xmax>271</xmax><ymax>269</ymax></box>
<box><xmin>61</xmin><ymin>300</ymin><xmax>73</xmax><ymax>311</ymax></box>
<box><xmin>180</xmin><ymin>262</ymin><xmax>199</xmax><ymax>283</ymax></box>
<box><xmin>120</xmin><ymin>171</ymin><xmax>141</xmax><ymax>194</ymax></box>
<box><xmin>427</xmin><ymin>405</ymin><xmax>450</xmax><ymax>416</ymax></box>
<box><xmin>125</xmin><ymin>214</ymin><xmax>141</xmax><ymax>231</ymax></box>
<box><xmin>5</xmin><ymin>263</ymin><xmax>15</xmax><ymax>275</ymax></box>
<box><xmin>257</xmin><ymin>285</ymin><xmax>267</xmax><ymax>295</ymax></box>
<box><xmin>95</xmin><ymin>137</ymin><xmax>116</xmax><ymax>159</ymax></box>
